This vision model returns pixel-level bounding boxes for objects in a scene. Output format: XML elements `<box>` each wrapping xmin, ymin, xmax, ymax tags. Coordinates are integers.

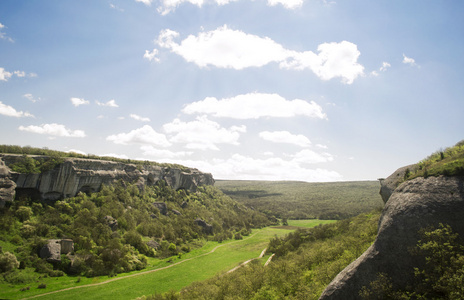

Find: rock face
<box><xmin>40</xmin><ymin>239</ymin><xmax>74</xmax><ymax>263</ymax></box>
<box><xmin>0</xmin><ymin>159</ymin><xmax>16</xmax><ymax>208</ymax></box>
<box><xmin>319</xmin><ymin>174</ymin><xmax>464</xmax><ymax>299</ymax></box>
<box><xmin>194</xmin><ymin>218</ymin><xmax>213</xmax><ymax>234</ymax></box>
<box><xmin>0</xmin><ymin>154</ymin><xmax>214</xmax><ymax>204</ymax></box>
<box><xmin>378</xmin><ymin>164</ymin><xmax>417</xmax><ymax>204</ymax></box>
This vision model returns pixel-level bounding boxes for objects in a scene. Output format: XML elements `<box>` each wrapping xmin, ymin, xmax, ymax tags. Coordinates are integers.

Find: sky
<box><xmin>1</xmin><ymin>0</ymin><xmax>463</xmax><ymax>182</ymax></box>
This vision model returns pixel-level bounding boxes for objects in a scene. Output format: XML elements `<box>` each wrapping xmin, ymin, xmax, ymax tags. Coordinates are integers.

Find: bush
<box><xmin>0</xmin><ymin>252</ymin><xmax>20</xmax><ymax>273</ymax></box>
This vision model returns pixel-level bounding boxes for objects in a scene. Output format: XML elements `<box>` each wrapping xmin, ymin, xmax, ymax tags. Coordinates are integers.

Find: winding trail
<box><xmin>23</xmin><ymin>232</ymin><xmax>264</xmax><ymax>299</ymax></box>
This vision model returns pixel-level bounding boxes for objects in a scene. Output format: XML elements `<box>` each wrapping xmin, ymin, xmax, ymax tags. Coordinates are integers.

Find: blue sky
<box><xmin>1</xmin><ymin>0</ymin><xmax>463</xmax><ymax>181</ymax></box>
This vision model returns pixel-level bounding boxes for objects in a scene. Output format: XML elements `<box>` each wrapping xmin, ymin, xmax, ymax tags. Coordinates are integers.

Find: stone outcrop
<box><xmin>378</xmin><ymin>164</ymin><xmax>418</xmax><ymax>204</ymax></box>
<box><xmin>0</xmin><ymin>159</ymin><xmax>16</xmax><ymax>207</ymax></box>
<box><xmin>153</xmin><ymin>202</ymin><xmax>168</xmax><ymax>215</ymax></box>
<box><xmin>194</xmin><ymin>218</ymin><xmax>213</xmax><ymax>234</ymax></box>
<box><xmin>40</xmin><ymin>239</ymin><xmax>74</xmax><ymax>263</ymax></box>
<box><xmin>0</xmin><ymin>154</ymin><xmax>214</xmax><ymax>204</ymax></box>
<box><xmin>320</xmin><ymin>174</ymin><xmax>464</xmax><ymax>299</ymax></box>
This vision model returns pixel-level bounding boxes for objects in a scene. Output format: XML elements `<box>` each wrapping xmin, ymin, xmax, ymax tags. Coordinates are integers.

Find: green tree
<box><xmin>0</xmin><ymin>252</ymin><xmax>20</xmax><ymax>273</ymax></box>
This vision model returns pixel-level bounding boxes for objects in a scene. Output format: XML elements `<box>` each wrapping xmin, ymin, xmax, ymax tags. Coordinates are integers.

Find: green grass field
<box><xmin>1</xmin><ymin>225</ymin><xmax>311</xmax><ymax>300</ymax></box>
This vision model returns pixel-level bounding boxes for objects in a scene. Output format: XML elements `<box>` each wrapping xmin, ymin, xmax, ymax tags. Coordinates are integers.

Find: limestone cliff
<box><xmin>319</xmin><ymin>172</ymin><xmax>464</xmax><ymax>299</ymax></box>
<box><xmin>0</xmin><ymin>154</ymin><xmax>214</xmax><ymax>206</ymax></box>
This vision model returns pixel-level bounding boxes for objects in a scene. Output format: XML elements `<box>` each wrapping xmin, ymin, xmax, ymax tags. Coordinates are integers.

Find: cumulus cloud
<box><xmin>130</xmin><ymin>114</ymin><xmax>150</xmax><ymax>122</ymax></box>
<box><xmin>0</xmin><ymin>67</ymin><xmax>37</xmax><ymax>81</ymax></box>
<box><xmin>290</xmin><ymin>149</ymin><xmax>334</xmax><ymax>164</ymax></box>
<box><xmin>183</xmin><ymin>93</ymin><xmax>327</xmax><ymax>119</ymax></box>
<box><xmin>0</xmin><ymin>22</ymin><xmax>13</xmax><ymax>42</ymax></box>
<box><xmin>163</xmin><ymin>115</ymin><xmax>245</xmax><ymax>150</ymax></box>
<box><xmin>23</xmin><ymin>94</ymin><xmax>40</xmax><ymax>103</ymax></box>
<box><xmin>143</xmin><ymin>48</ymin><xmax>160</xmax><ymax>62</ymax></box>
<box><xmin>0</xmin><ymin>101</ymin><xmax>34</xmax><ymax>118</ymax></box>
<box><xmin>0</xmin><ymin>68</ymin><xmax>12</xmax><ymax>81</ymax></box>
<box><xmin>71</xmin><ymin>97</ymin><xmax>90</xmax><ymax>107</ymax></box>
<box><xmin>371</xmin><ymin>61</ymin><xmax>391</xmax><ymax>76</ymax></box>
<box><xmin>107</xmin><ymin>125</ymin><xmax>171</xmax><ymax>147</ymax></box>
<box><xmin>101</xmin><ymin>153</ymin><xmax>129</xmax><ymax>159</ymax></box>
<box><xmin>19</xmin><ymin>123</ymin><xmax>86</xmax><ymax>137</ymax></box>
<box><xmin>152</xmin><ymin>26</ymin><xmax>364</xmax><ymax>83</ymax></box>
<box><xmin>403</xmin><ymin>54</ymin><xmax>417</xmax><ymax>66</ymax></box>
<box><xmin>136</xmin><ymin>0</ymin><xmax>303</xmax><ymax>15</ymax></box>
<box><xmin>173</xmin><ymin>153</ymin><xmax>342</xmax><ymax>182</ymax></box>
<box><xmin>96</xmin><ymin>99</ymin><xmax>119</xmax><ymax>107</ymax></box>
<box><xmin>259</xmin><ymin>131</ymin><xmax>311</xmax><ymax>147</ymax></box>
<box><xmin>268</xmin><ymin>0</ymin><xmax>303</xmax><ymax>9</ymax></box>
<box><xmin>66</xmin><ymin>149</ymin><xmax>86</xmax><ymax>155</ymax></box>
<box><xmin>141</xmin><ymin>145</ymin><xmax>193</xmax><ymax>159</ymax></box>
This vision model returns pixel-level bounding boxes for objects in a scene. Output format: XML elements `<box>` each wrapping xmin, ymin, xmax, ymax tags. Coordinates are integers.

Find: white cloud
<box><xmin>268</xmin><ymin>0</ymin><xmax>303</xmax><ymax>9</ymax></box>
<box><xmin>141</xmin><ymin>145</ymin><xmax>193</xmax><ymax>159</ymax></box>
<box><xmin>135</xmin><ymin>0</ymin><xmax>154</xmax><ymax>5</ymax></box>
<box><xmin>403</xmin><ymin>54</ymin><xmax>417</xmax><ymax>66</ymax></box>
<box><xmin>0</xmin><ymin>23</ymin><xmax>14</xmax><ymax>42</ymax></box>
<box><xmin>174</xmin><ymin>153</ymin><xmax>342</xmax><ymax>182</ymax></box>
<box><xmin>0</xmin><ymin>67</ymin><xmax>37</xmax><ymax>81</ymax></box>
<box><xmin>109</xmin><ymin>3</ymin><xmax>124</xmax><ymax>11</ymax></box>
<box><xmin>101</xmin><ymin>153</ymin><xmax>129</xmax><ymax>159</ymax></box>
<box><xmin>290</xmin><ymin>149</ymin><xmax>334</xmax><ymax>164</ymax></box>
<box><xmin>19</xmin><ymin>123</ymin><xmax>86</xmax><ymax>137</ymax></box>
<box><xmin>66</xmin><ymin>149</ymin><xmax>87</xmax><ymax>155</ymax></box>
<box><xmin>130</xmin><ymin>114</ymin><xmax>150</xmax><ymax>122</ymax></box>
<box><xmin>0</xmin><ymin>68</ymin><xmax>12</xmax><ymax>81</ymax></box>
<box><xmin>96</xmin><ymin>99</ymin><xmax>119</xmax><ymax>107</ymax></box>
<box><xmin>144</xmin><ymin>48</ymin><xmax>160</xmax><ymax>62</ymax></box>
<box><xmin>143</xmin><ymin>0</ymin><xmax>302</xmax><ymax>15</ymax></box>
<box><xmin>106</xmin><ymin>125</ymin><xmax>171</xmax><ymax>147</ymax></box>
<box><xmin>380</xmin><ymin>61</ymin><xmax>391</xmax><ymax>71</ymax></box>
<box><xmin>183</xmin><ymin>92</ymin><xmax>327</xmax><ymax>119</ymax></box>
<box><xmin>259</xmin><ymin>131</ymin><xmax>311</xmax><ymax>147</ymax></box>
<box><xmin>163</xmin><ymin>115</ymin><xmax>244</xmax><ymax>150</ymax></box>
<box><xmin>0</xmin><ymin>101</ymin><xmax>34</xmax><ymax>118</ymax></box>
<box><xmin>155</xmin><ymin>26</ymin><xmax>364</xmax><ymax>83</ymax></box>
<box><xmin>71</xmin><ymin>97</ymin><xmax>90</xmax><ymax>107</ymax></box>
<box><xmin>23</xmin><ymin>94</ymin><xmax>39</xmax><ymax>103</ymax></box>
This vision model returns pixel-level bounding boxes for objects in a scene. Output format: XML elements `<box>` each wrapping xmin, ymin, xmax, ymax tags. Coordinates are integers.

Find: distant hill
<box><xmin>215</xmin><ymin>180</ymin><xmax>383</xmax><ymax>220</ymax></box>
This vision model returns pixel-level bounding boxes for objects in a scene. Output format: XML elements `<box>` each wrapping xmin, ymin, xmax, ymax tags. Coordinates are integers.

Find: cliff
<box><xmin>319</xmin><ymin>171</ymin><xmax>464</xmax><ymax>299</ymax></box>
<box><xmin>0</xmin><ymin>154</ymin><xmax>214</xmax><ymax>207</ymax></box>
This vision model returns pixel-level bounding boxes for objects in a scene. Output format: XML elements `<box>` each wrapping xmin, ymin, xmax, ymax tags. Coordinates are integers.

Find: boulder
<box><xmin>103</xmin><ymin>215</ymin><xmax>118</xmax><ymax>231</ymax></box>
<box><xmin>146</xmin><ymin>240</ymin><xmax>160</xmax><ymax>250</ymax></box>
<box><xmin>40</xmin><ymin>239</ymin><xmax>62</xmax><ymax>263</ymax></box>
<box><xmin>153</xmin><ymin>202</ymin><xmax>167</xmax><ymax>215</ymax></box>
<box><xmin>172</xmin><ymin>209</ymin><xmax>182</xmax><ymax>216</ymax></box>
<box><xmin>194</xmin><ymin>218</ymin><xmax>213</xmax><ymax>234</ymax></box>
<box><xmin>0</xmin><ymin>158</ymin><xmax>16</xmax><ymax>208</ymax></box>
<box><xmin>319</xmin><ymin>175</ymin><xmax>464</xmax><ymax>299</ymax></box>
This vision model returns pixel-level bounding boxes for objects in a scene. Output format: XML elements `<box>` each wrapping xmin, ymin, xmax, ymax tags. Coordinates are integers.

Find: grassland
<box><xmin>1</xmin><ymin>226</ymin><xmax>308</xmax><ymax>300</ymax></box>
<box><xmin>216</xmin><ymin>180</ymin><xmax>383</xmax><ymax>220</ymax></box>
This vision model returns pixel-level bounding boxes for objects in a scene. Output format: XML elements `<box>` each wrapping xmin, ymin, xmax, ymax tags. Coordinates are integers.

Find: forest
<box><xmin>216</xmin><ymin>180</ymin><xmax>383</xmax><ymax>220</ymax></box>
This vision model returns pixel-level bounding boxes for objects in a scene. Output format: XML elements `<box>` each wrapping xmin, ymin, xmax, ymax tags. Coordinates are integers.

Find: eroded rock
<box><xmin>320</xmin><ymin>175</ymin><xmax>464</xmax><ymax>299</ymax></box>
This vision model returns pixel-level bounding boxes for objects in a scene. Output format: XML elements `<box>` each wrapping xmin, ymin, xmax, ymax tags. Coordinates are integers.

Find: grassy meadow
<box><xmin>1</xmin><ymin>226</ymin><xmax>301</xmax><ymax>300</ymax></box>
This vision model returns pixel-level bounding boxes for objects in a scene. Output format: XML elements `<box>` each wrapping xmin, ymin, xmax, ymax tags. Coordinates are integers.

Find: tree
<box><xmin>0</xmin><ymin>252</ymin><xmax>20</xmax><ymax>273</ymax></box>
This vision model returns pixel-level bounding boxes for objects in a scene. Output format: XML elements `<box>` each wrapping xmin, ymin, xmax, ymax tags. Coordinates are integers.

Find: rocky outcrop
<box><xmin>153</xmin><ymin>202</ymin><xmax>168</xmax><ymax>215</ymax></box>
<box><xmin>40</xmin><ymin>239</ymin><xmax>74</xmax><ymax>263</ymax></box>
<box><xmin>320</xmin><ymin>174</ymin><xmax>464</xmax><ymax>299</ymax></box>
<box><xmin>378</xmin><ymin>164</ymin><xmax>417</xmax><ymax>204</ymax></box>
<box><xmin>194</xmin><ymin>218</ymin><xmax>213</xmax><ymax>234</ymax></box>
<box><xmin>0</xmin><ymin>154</ymin><xmax>214</xmax><ymax>203</ymax></box>
<box><xmin>0</xmin><ymin>159</ymin><xmax>16</xmax><ymax>208</ymax></box>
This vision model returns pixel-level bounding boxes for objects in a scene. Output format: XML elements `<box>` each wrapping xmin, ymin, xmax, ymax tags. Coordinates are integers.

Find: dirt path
<box><xmin>23</xmin><ymin>232</ymin><xmax>261</xmax><ymax>299</ymax></box>
<box><xmin>226</xmin><ymin>248</ymin><xmax>267</xmax><ymax>274</ymax></box>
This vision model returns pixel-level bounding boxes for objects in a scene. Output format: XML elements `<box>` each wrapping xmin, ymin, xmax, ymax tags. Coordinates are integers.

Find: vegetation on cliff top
<box><xmin>404</xmin><ymin>140</ymin><xmax>464</xmax><ymax>181</ymax></box>
<box><xmin>0</xmin><ymin>144</ymin><xmax>191</xmax><ymax>172</ymax></box>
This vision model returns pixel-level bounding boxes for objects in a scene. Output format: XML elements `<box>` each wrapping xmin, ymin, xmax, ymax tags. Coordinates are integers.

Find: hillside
<box><xmin>216</xmin><ymin>180</ymin><xmax>383</xmax><ymax>220</ymax></box>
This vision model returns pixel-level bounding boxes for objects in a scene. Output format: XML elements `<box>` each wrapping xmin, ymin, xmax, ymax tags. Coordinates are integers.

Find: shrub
<box><xmin>0</xmin><ymin>252</ymin><xmax>20</xmax><ymax>273</ymax></box>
